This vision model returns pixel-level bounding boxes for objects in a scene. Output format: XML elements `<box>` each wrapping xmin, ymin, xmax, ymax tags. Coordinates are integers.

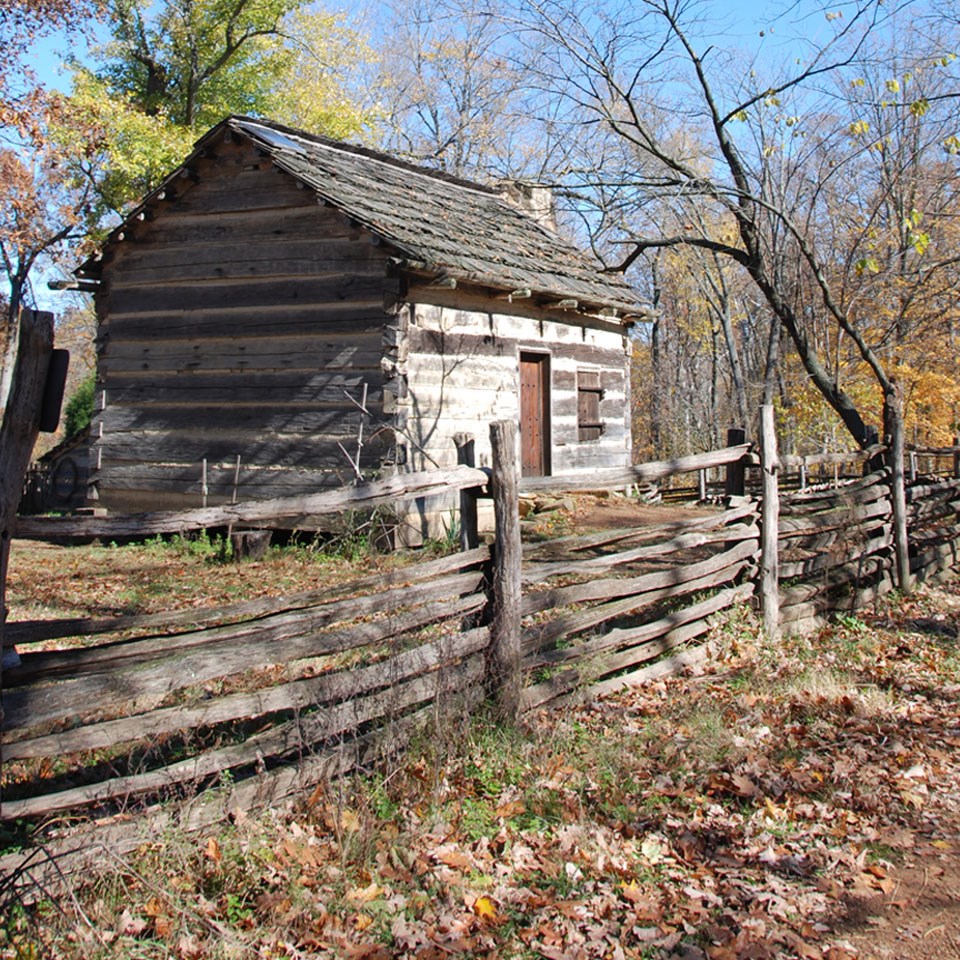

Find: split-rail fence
<box><xmin>4</xmin><ymin>413</ymin><xmax>960</xmax><ymax>894</ymax></box>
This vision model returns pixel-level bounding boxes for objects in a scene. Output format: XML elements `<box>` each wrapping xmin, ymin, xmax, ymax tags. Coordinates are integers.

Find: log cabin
<box><xmin>76</xmin><ymin>116</ymin><xmax>649</xmax><ymax>532</ymax></box>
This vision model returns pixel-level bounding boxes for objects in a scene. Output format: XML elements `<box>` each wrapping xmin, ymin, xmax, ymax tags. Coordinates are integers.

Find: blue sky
<box><xmin>28</xmin><ymin>0</ymin><xmax>865</xmax><ymax>95</ymax></box>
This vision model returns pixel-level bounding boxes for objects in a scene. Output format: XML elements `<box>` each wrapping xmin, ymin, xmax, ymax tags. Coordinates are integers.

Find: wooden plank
<box><xmin>523</xmin><ymin>522</ymin><xmax>759</xmax><ymax>582</ymax></box>
<box><xmin>778</xmin><ymin>497</ymin><xmax>890</xmax><ymax>537</ymax></box>
<box><xmin>780</xmin><ymin>480</ymin><xmax>889</xmax><ymax>514</ymax></box>
<box><xmin>908</xmin><ymin>521</ymin><xmax>960</xmax><ymax>552</ymax></box>
<box><xmin>409</xmin><ymin>329</ymin><xmax>627</xmax><ymax>366</ymax></box>
<box><xmin>8</xmin><ymin>571</ymin><xmax>483</xmax><ymax>690</ymax></box>
<box><xmin>779</xmin><ymin>509</ymin><xmax>891</xmax><ymax>544</ymax></box>
<box><xmin>113</xmin><ymin>204</ymin><xmax>359</xmax><ymax>247</ymax></box>
<box><xmin>157</xmin><ymin>171</ymin><xmax>314</xmax><ymax>216</ymax></box>
<box><xmin>521</xmin><ymin>621</ymin><xmax>713</xmax><ymax>711</ymax></box>
<box><xmin>102</xmin><ymin>303</ymin><xmax>389</xmax><ymax>341</ymax></box>
<box><xmin>9</xmin><ymin>547</ymin><xmax>490</xmax><ymax>648</ymax></box>
<box><xmin>518</xmin><ymin>444</ymin><xmax>753</xmax><ymax>494</ymax></box>
<box><xmin>103</xmin><ymin>372</ymin><xmax>384</xmax><ymax>406</ymax></box>
<box><xmin>523</xmin><ymin>553</ymin><xmax>755</xmax><ymax>618</ymax></box>
<box><xmin>583</xmin><ymin>642</ymin><xmax>711</xmax><ymax>700</ymax></box>
<box><xmin>779</xmin><ymin>556</ymin><xmax>888</xmax><ymax>606</ymax></box>
<box><xmin>9</xmin><ymin>570</ymin><xmax>484</xmax><ymax>681</ymax></box>
<box><xmin>522</xmin><ymin>501</ymin><xmax>758</xmax><ymax>558</ymax></box>
<box><xmin>779</xmin><ymin>512</ymin><xmax>892</xmax><ymax>553</ymax></box>
<box><xmin>779</xmin><ymin>445</ymin><xmax>884</xmax><ymax>469</ymax></box>
<box><xmin>778</xmin><ymin>527</ymin><xmax>893</xmax><ymax>579</ymax></box>
<box><xmin>92</xmin><ymin>464</ymin><xmax>376</xmax><ymax>499</ymax></box>
<box><xmin>522</xmin><ymin>539</ymin><xmax>757</xmax><ymax>653</ymax></box>
<box><xmin>101</xmin><ymin>337</ymin><xmax>382</xmax><ymax>374</ymax></box>
<box><xmin>112</xmin><ymin>242</ymin><xmax>386</xmax><ymax>283</ymax></box>
<box><xmin>15</xmin><ymin>465</ymin><xmax>490</xmax><ymax>540</ymax></box>
<box><xmin>5</xmin><ymin>627</ymin><xmax>490</xmax><ymax>761</ymax></box>
<box><xmin>110</xmin><ymin>258</ymin><xmax>388</xmax><ymax>286</ymax></box>
<box><xmin>0</xmin><ymin>683</ymin><xmax>487</xmax><ymax>901</ymax></box>
<box><xmin>557</xmin><ymin>587</ymin><xmax>748</xmax><ymax>677</ymax></box>
<box><xmin>779</xmin><ymin>576</ymin><xmax>894</xmax><ymax>626</ymax></box>
<box><xmin>98</xmin><ymin>403</ymin><xmax>378</xmax><ymax>435</ymax></box>
<box><xmin>905</xmin><ymin>444</ymin><xmax>960</xmax><ymax>456</ymax></box>
<box><xmin>782</xmin><ymin>470</ymin><xmax>888</xmax><ymax>503</ymax></box>
<box><xmin>2</xmin><ymin>591</ymin><xmax>486</xmax><ymax>733</ymax></box>
<box><xmin>103</xmin><ymin>274</ymin><xmax>388</xmax><ymax>317</ymax></box>
<box><xmin>96</xmin><ymin>431</ymin><xmax>388</xmax><ymax>468</ymax></box>
<box><xmin>911</xmin><ymin>537</ymin><xmax>960</xmax><ymax>578</ymax></box>
<box><xmin>907</xmin><ymin>496</ymin><xmax>960</xmax><ymax>521</ymax></box>
<box><xmin>1</xmin><ymin>655</ymin><xmax>486</xmax><ymax>820</ymax></box>
<box><xmin>525</xmin><ymin>582</ymin><xmax>753</xmax><ymax>670</ymax></box>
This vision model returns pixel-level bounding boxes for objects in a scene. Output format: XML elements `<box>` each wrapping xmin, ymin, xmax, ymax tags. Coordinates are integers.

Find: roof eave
<box><xmin>76</xmin><ymin>119</ymin><xmax>239</xmax><ymax>279</ymax></box>
<box><xmin>395</xmin><ymin>258</ymin><xmax>650</xmax><ymax>328</ymax></box>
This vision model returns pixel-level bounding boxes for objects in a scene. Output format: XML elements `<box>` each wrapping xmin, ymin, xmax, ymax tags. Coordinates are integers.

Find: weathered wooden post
<box><xmin>724</xmin><ymin>427</ymin><xmax>746</xmax><ymax>498</ymax></box>
<box><xmin>885</xmin><ymin>386</ymin><xmax>911</xmax><ymax>593</ymax></box>
<box><xmin>953</xmin><ymin>436</ymin><xmax>959</xmax><ymax>480</ymax></box>
<box><xmin>698</xmin><ymin>469</ymin><xmax>707</xmax><ymax>502</ymax></box>
<box><xmin>759</xmin><ymin>405</ymin><xmax>781</xmax><ymax>641</ymax></box>
<box><xmin>488</xmin><ymin>420</ymin><xmax>522</xmax><ymax>720</ymax></box>
<box><xmin>909</xmin><ymin>451</ymin><xmax>918</xmax><ymax>483</ymax></box>
<box><xmin>0</xmin><ymin>310</ymin><xmax>55</xmax><ymax>747</ymax></box>
<box><xmin>454</xmin><ymin>433</ymin><xmax>479</xmax><ymax>550</ymax></box>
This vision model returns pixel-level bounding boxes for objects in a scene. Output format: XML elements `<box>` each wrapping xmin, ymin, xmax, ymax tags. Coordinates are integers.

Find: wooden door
<box><xmin>519</xmin><ymin>353</ymin><xmax>550</xmax><ymax>477</ymax></box>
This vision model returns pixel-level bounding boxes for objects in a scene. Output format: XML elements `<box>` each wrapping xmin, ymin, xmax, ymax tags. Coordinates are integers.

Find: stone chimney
<box><xmin>495</xmin><ymin>179</ymin><xmax>557</xmax><ymax>232</ymax></box>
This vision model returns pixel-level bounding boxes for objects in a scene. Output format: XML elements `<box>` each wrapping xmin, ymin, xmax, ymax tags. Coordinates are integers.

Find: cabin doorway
<box><xmin>519</xmin><ymin>352</ymin><xmax>551</xmax><ymax>477</ymax></box>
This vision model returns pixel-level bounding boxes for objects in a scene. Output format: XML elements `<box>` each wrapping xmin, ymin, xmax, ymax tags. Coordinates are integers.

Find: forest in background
<box><xmin>2</xmin><ymin>0</ymin><xmax>960</xmax><ymax>462</ymax></box>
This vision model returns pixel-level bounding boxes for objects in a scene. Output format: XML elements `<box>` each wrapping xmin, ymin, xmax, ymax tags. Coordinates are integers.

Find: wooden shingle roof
<box><xmin>81</xmin><ymin>116</ymin><xmax>647</xmax><ymax>319</ymax></box>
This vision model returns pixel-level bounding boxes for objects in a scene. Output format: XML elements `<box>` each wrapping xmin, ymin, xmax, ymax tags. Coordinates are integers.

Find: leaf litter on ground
<box><xmin>5</xmin><ymin>548</ymin><xmax>960</xmax><ymax>958</ymax></box>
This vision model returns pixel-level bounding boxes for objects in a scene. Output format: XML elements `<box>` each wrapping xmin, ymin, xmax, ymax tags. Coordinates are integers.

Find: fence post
<box><xmin>0</xmin><ymin>310</ymin><xmax>55</xmax><ymax>712</ymax></box>
<box><xmin>953</xmin><ymin>436</ymin><xmax>959</xmax><ymax>480</ymax></box>
<box><xmin>885</xmin><ymin>387</ymin><xmax>912</xmax><ymax>593</ymax></box>
<box><xmin>488</xmin><ymin>420</ymin><xmax>522</xmax><ymax>720</ymax></box>
<box><xmin>759</xmin><ymin>405</ymin><xmax>781</xmax><ymax>641</ymax></box>
<box><xmin>454</xmin><ymin>433</ymin><xmax>479</xmax><ymax>550</ymax></box>
<box><xmin>724</xmin><ymin>427</ymin><xmax>746</xmax><ymax>497</ymax></box>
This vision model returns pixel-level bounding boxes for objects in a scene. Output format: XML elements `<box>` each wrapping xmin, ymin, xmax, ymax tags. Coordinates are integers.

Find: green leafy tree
<box><xmin>95</xmin><ymin>0</ymin><xmax>301</xmax><ymax>127</ymax></box>
<box><xmin>62</xmin><ymin>370</ymin><xmax>96</xmax><ymax>437</ymax></box>
<box><xmin>59</xmin><ymin>0</ymin><xmax>379</xmax><ymax>216</ymax></box>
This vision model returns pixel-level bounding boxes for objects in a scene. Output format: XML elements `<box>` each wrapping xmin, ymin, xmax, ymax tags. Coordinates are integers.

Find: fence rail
<box><xmin>5</xmin><ymin>416</ymin><xmax>960</xmax><ymax>889</ymax></box>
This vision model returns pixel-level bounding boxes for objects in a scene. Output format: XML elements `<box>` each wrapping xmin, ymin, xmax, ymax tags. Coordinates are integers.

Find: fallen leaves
<box><xmin>15</xmin><ymin>578</ymin><xmax>960</xmax><ymax>959</ymax></box>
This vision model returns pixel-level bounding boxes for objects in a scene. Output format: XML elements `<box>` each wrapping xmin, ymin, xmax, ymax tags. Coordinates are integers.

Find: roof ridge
<box><xmin>225</xmin><ymin>115</ymin><xmax>523</xmax><ymax>203</ymax></box>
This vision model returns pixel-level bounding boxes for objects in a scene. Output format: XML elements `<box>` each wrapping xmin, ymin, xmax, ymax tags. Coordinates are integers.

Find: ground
<box><xmin>842</xmin><ymin>835</ymin><xmax>960</xmax><ymax>958</ymax></box>
<box><xmin>4</xmin><ymin>503</ymin><xmax>960</xmax><ymax>959</ymax></box>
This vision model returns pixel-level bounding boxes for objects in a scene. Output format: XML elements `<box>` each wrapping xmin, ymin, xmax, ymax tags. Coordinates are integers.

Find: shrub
<box><xmin>62</xmin><ymin>373</ymin><xmax>96</xmax><ymax>437</ymax></box>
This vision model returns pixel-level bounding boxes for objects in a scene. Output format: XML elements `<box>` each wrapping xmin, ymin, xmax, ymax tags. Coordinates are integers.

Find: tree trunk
<box><xmin>885</xmin><ymin>385</ymin><xmax>911</xmax><ymax>593</ymax></box>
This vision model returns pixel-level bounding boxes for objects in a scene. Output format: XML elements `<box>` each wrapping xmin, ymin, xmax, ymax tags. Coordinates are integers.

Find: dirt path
<box><xmin>836</xmin><ymin>804</ymin><xmax>960</xmax><ymax>958</ymax></box>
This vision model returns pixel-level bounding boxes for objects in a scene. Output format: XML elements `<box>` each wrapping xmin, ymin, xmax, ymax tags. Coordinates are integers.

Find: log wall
<box><xmin>402</xmin><ymin>299</ymin><xmax>631</xmax><ymax>476</ymax></box>
<box><xmin>93</xmin><ymin>140</ymin><xmax>397</xmax><ymax>511</ymax></box>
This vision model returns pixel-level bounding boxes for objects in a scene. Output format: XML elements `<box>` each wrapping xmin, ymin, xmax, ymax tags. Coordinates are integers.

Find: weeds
<box><xmin>143</xmin><ymin>530</ymin><xmax>233</xmax><ymax>563</ymax></box>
